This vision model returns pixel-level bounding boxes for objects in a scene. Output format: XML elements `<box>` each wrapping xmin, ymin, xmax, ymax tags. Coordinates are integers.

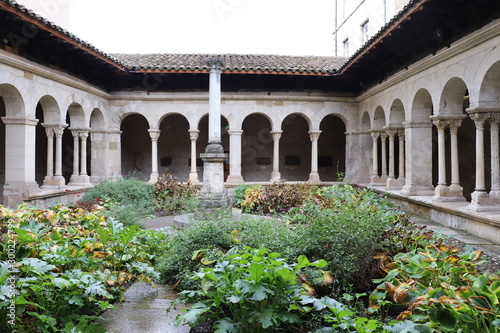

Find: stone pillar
<box><xmin>448</xmin><ymin>120</ymin><xmax>462</xmax><ymax>192</ymax></box>
<box><xmin>398</xmin><ymin>130</ymin><xmax>405</xmax><ymax>185</ymax></box>
<box><xmin>385</xmin><ymin>129</ymin><xmax>399</xmax><ymax>189</ymax></box>
<box><xmin>401</xmin><ymin>120</ymin><xmax>434</xmax><ymax>196</ymax></box>
<box><xmin>308</xmin><ymin>130</ymin><xmax>321</xmax><ymax>183</ymax></box>
<box><xmin>227</xmin><ymin>130</ymin><xmax>244</xmax><ymax>184</ymax></box>
<box><xmin>71</xmin><ymin>130</ymin><xmax>80</xmax><ymax>178</ymax></box>
<box><xmin>53</xmin><ymin>125</ymin><xmax>67</xmax><ymax>188</ymax></box>
<box><xmin>198</xmin><ymin>58</ymin><xmax>229</xmax><ymax>208</ymax></box>
<box><xmin>108</xmin><ymin>129</ymin><xmax>123</xmax><ymax>180</ymax></box>
<box><xmin>380</xmin><ymin>132</ymin><xmax>388</xmax><ymax>182</ymax></box>
<box><xmin>189</xmin><ymin>129</ymin><xmax>200</xmax><ymax>184</ymax></box>
<box><xmin>80</xmin><ymin>131</ymin><xmax>89</xmax><ymax>177</ymax></box>
<box><xmin>42</xmin><ymin>125</ymin><xmax>54</xmax><ymax>187</ymax></box>
<box><xmin>1</xmin><ymin>117</ymin><xmax>40</xmax><ymax>206</ymax></box>
<box><xmin>148</xmin><ymin>129</ymin><xmax>161</xmax><ymax>183</ymax></box>
<box><xmin>270</xmin><ymin>131</ymin><xmax>282</xmax><ymax>182</ymax></box>
<box><xmin>370</xmin><ymin>131</ymin><xmax>381</xmax><ymax>184</ymax></box>
<box><xmin>432</xmin><ymin>118</ymin><xmax>450</xmax><ymax>201</ymax></box>
<box><xmin>468</xmin><ymin>112</ymin><xmax>495</xmax><ymax>210</ymax></box>
<box><xmin>490</xmin><ymin>113</ymin><xmax>500</xmax><ymax>198</ymax></box>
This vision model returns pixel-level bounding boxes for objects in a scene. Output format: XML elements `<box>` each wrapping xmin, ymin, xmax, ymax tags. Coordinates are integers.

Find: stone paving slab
<box><xmin>98</xmin><ymin>282</ymin><xmax>190</xmax><ymax>333</ymax></box>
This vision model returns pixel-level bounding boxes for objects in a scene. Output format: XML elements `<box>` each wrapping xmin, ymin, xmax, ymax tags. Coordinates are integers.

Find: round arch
<box><xmin>241</xmin><ymin>113</ymin><xmax>273</xmax><ymax>182</ymax></box>
<box><xmin>319</xmin><ymin>115</ymin><xmax>346</xmax><ymax>181</ymax></box>
<box><xmin>120</xmin><ymin>114</ymin><xmax>151</xmax><ymax>181</ymax></box>
<box><xmin>158</xmin><ymin>113</ymin><xmax>191</xmax><ymax>181</ymax></box>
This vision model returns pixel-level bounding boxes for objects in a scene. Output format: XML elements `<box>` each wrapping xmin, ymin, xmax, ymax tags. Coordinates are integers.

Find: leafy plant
<box><xmin>0</xmin><ymin>204</ymin><xmax>164</xmax><ymax>332</ymax></box>
<box><xmin>82</xmin><ymin>177</ymin><xmax>155</xmax><ymax>225</ymax></box>
<box><xmin>153</xmin><ymin>174</ymin><xmax>198</xmax><ymax>215</ymax></box>
<box><xmin>172</xmin><ymin>247</ymin><xmax>329</xmax><ymax>332</ymax></box>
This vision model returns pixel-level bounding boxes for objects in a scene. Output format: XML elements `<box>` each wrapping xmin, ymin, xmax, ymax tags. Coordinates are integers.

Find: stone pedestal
<box><xmin>197</xmin><ymin>143</ymin><xmax>230</xmax><ymax>209</ymax></box>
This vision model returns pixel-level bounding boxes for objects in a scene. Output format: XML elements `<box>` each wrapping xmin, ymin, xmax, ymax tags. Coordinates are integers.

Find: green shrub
<box><xmin>172</xmin><ymin>247</ymin><xmax>329</xmax><ymax>332</ymax></box>
<box><xmin>155</xmin><ymin>213</ymin><xmax>299</xmax><ymax>290</ymax></box>
<box><xmin>240</xmin><ymin>181</ymin><xmax>317</xmax><ymax>214</ymax></box>
<box><xmin>82</xmin><ymin>178</ymin><xmax>155</xmax><ymax>225</ymax></box>
<box><xmin>232</xmin><ymin>184</ymin><xmax>253</xmax><ymax>208</ymax></box>
<box><xmin>153</xmin><ymin>174</ymin><xmax>198</xmax><ymax>215</ymax></box>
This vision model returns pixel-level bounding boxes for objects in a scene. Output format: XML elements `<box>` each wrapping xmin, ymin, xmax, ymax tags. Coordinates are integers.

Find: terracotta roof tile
<box><xmin>111</xmin><ymin>53</ymin><xmax>347</xmax><ymax>75</ymax></box>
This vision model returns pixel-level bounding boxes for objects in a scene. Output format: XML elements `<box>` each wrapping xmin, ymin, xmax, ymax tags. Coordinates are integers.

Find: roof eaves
<box><xmin>0</xmin><ymin>0</ymin><xmax>127</xmax><ymax>71</ymax></box>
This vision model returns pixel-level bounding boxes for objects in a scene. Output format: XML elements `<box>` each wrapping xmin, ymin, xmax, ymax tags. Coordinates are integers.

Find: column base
<box><xmin>270</xmin><ymin>171</ymin><xmax>281</xmax><ymax>182</ymax></box>
<box><xmin>466</xmin><ymin>191</ymin><xmax>500</xmax><ymax>211</ymax></box>
<box><xmin>385</xmin><ymin>177</ymin><xmax>402</xmax><ymax>190</ymax></box>
<box><xmin>68</xmin><ymin>175</ymin><xmax>92</xmax><ymax>187</ymax></box>
<box><xmin>400</xmin><ymin>183</ymin><xmax>434</xmax><ymax>196</ymax></box>
<box><xmin>3</xmin><ymin>181</ymin><xmax>40</xmax><ymax>207</ymax></box>
<box><xmin>370</xmin><ymin>175</ymin><xmax>383</xmax><ymax>186</ymax></box>
<box><xmin>196</xmin><ymin>192</ymin><xmax>231</xmax><ymax>210</ymax></box>
<box><xmin>226</xmin><ymin>174</ymin><xmax>244</xmax><ymax>185</ymax></box>
<box><xmin>42</xmin><ymin>176</ymin><xmax>66</xmax><ymax>189</ymax></box>
<box><xmin>148</xmin><ymin>173</ymin><xmax>159</xmax><ymax>184</ymax></box>
<box><xmin>433</xmin><ymin>184</ymin><xmax>466</xmax><ymax>202</ymax></box>
<box><xmin>189</xmin><ymin>172</ymin><xmax>200</xmax><ymax>184</ymax></box>
<box><xmin>308</xmin><ymin>173</ymin><xmax>321</xmax><ymax>184</ymax></box>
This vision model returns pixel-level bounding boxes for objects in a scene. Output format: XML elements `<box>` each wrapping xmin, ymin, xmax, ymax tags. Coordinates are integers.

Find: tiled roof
<box><xmin>111</xmin><ymin>53</ymin><xmax>347</xmax><ymax>75</ymax></box>
<box><xmin>0</xmin><ymin>0</ymin><xmax>125</xmax><ymax>68</ymax></box>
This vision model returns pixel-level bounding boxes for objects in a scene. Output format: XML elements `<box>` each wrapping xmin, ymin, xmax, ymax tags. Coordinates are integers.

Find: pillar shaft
<box><xmin>370</xmin><ymin>132</ymin><xmax>380</xmax><ymax>184</ymax></box>
<box><xmin>449</xmin><ymin>121</ymin><xmax>462</xmax><ymax>187</ymax></box>
<box><xmin>227</xmin><ymin>130</ymin><xmax>244</xmax><ymax>184</ymax></box>
<box><xmin>71</xmin><ymin>130</ymin><xmax>80</xmax><ymax>177</ymax></box>
<box><xmin>44</xmin><ymin>126</ymin><xmax>54</xmax><ymax>181</ymax></box>
<box><xmin>490</xmin><ymin>114</ymin><xmax>500</xmax><ymax>197</ymax></box>
<box><xmin>398</xmin><ymin>130</ymin><xmax>405</xmax><ymax>180</ymax></box>
<box><xmin>380</xmin><ymin>133</ymin><xmax>388</xmax><ymax>179</ymax></box>
<box><xmin>308</xmin><ymin>130</ymin><xmax>321</xmax><ymax>183</ymax></box>
<box><xmin>80</xmin><ymin>131</ymin><xmax>89</xmax><ymax>176</ymax></box>
<box><xmin>189</xmin><ymin>129</ymin><xmax>200</xmax><ymax>183</ymax></box>
<box><xmin>271</xmin><ymin>131</ymin><xmax>282</xmax><ymax>182</ymax></box>
<box><xmin>148</xmin><ymin>129</ymin><xmax>160</xmax><ymax>183</ymax></box>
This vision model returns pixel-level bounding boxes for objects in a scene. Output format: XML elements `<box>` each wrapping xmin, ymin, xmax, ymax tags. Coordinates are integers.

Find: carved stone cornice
<box><xmin>403</xmin><ymin>120</ymin><xmax>432</xmax><ymax>128</ymax></box>
<box><xmin>2</xmin><ymin>117</ymin><xmax>38</xmax><ymax>126</ymax></box>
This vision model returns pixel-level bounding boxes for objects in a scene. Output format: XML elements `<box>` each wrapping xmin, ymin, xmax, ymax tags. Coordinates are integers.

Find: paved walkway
<box><xmin>98</xmin><ymin>215</ymin><xmax>500</xmax><ymax>333</ymax></box>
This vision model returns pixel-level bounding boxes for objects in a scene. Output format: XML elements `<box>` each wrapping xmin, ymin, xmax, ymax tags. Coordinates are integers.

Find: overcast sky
<box><xmin>16</xmin><ymin>0</ymin><xmax>335</xmax><ymax>56</ymax></box>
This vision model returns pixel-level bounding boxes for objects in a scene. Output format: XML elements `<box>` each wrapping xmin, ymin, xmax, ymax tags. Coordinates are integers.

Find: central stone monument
<box><xmin>197</xmin><ymin>58</ymin><xmax>230</xmax><ymax>209</ymax></box>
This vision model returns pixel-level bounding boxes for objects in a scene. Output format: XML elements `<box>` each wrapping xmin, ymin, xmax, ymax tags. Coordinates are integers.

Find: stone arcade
<box><xmin>2</xmin><ymin>0</ymin><xmax>500</xmax><ymax>243</ymax></box>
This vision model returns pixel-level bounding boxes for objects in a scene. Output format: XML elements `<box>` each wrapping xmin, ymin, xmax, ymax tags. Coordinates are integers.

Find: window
<box><xmin>361</xmin><ymin>20</ymin><xmax>369</xmax><ymax>44</ymax></box>
<box><xmin>343</xmin><ymin>38</ymin><xmax>349</xmax><ymax>57</ymax></box>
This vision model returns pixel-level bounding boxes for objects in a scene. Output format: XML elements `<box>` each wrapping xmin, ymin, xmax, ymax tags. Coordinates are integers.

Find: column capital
<box><xmin>308</xmin><ymin>130</ymin><xmax>322</xmax><ymax>141</ymax></box>
<box><xmin>385</xmin><ymin>129</ymin><xmax>398</xmax><ymax>137</ymax></box>
<box><xmin>189</xmin><ymin>129</ymin><xmax>200</xmax><ymax>140</ymax></box>
<box><xmin>469</xmin><ymin>112</ymin><xmax>490</xmax><ymax>130</ymax></box>
<box><xmin>206</xmin><ymin>58</ymin><xmax>225</xmax><ymax>71</ymax></box>
<box><xmin>79</xmin><ymin>130</ymin><xmax>89</xmax><ymax>140</ymax></box>
<box><xmin>380</xmin><ymin>132</ymin><xmax>388</xmax><ymax>140</ymax></box>
<box><xmin>370</xmin><ymin>131</ymin><xmax>380</xmax><ymax>139</ymax></box>
<box><xmin>228</xmin><ymin>130</ymin><xmax>243</xmax><ymax>136</ymax></box>
<box><xmin>53</xmin><ymin>124</ymin><xmax>67</xmax><ymax>137</ymax></box>
<box><xmin>397</xmin><ymin>129</ymin><xmax>405</xmax><ymax>138</ymax></box>
<box><xmin>490</xmin><ymin>112</ymin><xmax>500</xmax><ymax>125</ymax></box>
<box><xmin>148</xmin><ymin>129</ymin><xmax>161</xmax><ymax>141</ymax></box>
<box><xmin>271</xmin><ymin>131</ymin><xmax>282</xmax><ymax>141</ymax></box>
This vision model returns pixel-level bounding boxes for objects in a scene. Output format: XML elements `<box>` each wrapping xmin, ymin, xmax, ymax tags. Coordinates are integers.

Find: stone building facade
<box><xmin>1</xmin><ymin>0</ymin><xmax>500</xmax><ymax>242</ymax></box>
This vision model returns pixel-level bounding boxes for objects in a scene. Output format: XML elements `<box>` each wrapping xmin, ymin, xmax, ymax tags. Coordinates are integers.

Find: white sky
<box><xmin>15</xmin><ymin>0</ymin><xmax>335</xmax><ymax>56</ymax></box>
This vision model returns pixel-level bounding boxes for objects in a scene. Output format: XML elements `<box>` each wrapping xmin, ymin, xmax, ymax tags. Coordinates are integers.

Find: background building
<box><xmin>334</xmin><ymin>0</ymin><xmax>411</xmax><ymax>56</ymax></box>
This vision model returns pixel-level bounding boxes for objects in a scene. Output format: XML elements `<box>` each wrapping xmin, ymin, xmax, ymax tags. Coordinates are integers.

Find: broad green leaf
<box><xmin>173</xmin><ymin>302</ymin><xmax>208</xmax><ymax>326</ymax></box>
<box><xmin>216</xmin><ymin>318</ymin><xmax>239</xmax><ymax>333</ymax></box>
<box><xmin>21</xmin><ymin>258</ymin><xmax>56</xmax><ymax>275</ymax></box>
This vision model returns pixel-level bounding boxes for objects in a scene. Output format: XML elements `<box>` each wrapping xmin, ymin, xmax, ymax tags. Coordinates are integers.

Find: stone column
<box><xmin>53</xmin><ymin>125</ymin><xmax>67</xmax><ymax>188</ymax></box>
<box><xmin>385</xmin><ymin>129</ymin><xmax>399</xmax><ymax>188</ymax></box>
<box><xmin>380</xmin><ymin>132</ymin><xmax>388</xmax><ymax>182</ymax></box>
<box><xmin>448</xmin><ymin>120</ymin><xmax>463</xmax><ymax>192</ymax></box>
<box><xmin>469</xmin><ymin>113</ymin><xmax>490</xmax><ymax>208</ymax></box>
<box><xmin>1</xmin><ymin>117</ymin><xmax>40</xmax><ymax>206</ymax></box>
<box><xmin>398</xmin><ymin>130</ymin><xmax>405</xmax><ymax>184</ymax></box>
<box><xmin>42</xmin><ymin>125</ymin><xmax>54</xmax><ymax>187</ymax></box>
<box><xmin>401</xmin><ymin>120</ymin><xmax>434</xmax><ymax>196</ymax></box>
<box><xmin>370</xmin><ymin>131</ymin><xmax>380</xmax><ymax>184</ymax></box>
<box><xmin>308</xmin><ymin>130</ymin><xmax>321</xmax><ymax>183</ymax></box>
<box><xmin>148</xmin><ymin>129</ymin><xmax>161</xmax><ymax>184</ymax></box>
<box><xmin>80</xmin><ymin>131</ymin><xmax>89</xmax><ymax>177</ymax></box>
<box><xmin>68</xmin><ymin>129</ymin><xmax>80</xmax><ymax>186</ymax></box>
<box><xmin>227</xmin><ymin>130</ymin><xmax>244</xmax><ymax>184</ymax></box>
<box><xmin>490</xmin><ymin>113</ymin><xmax>500</xmax><ymax>198</ymax></box>
<box><xmin>189</xmin><ymin>129</ymin><xmax>200</xmax><ymax>184</ymax></box>
<box><xmin>108</xmin><ymin>129</ymin><xmax>123</xmax><ymax>180</ymax></box>
<box><xmin>270</xmin><ymin>131</ymin><xmax>282</xmax><ymax>182</ymax></box>
<box><xmin>198</xmin><ymin>58</ymin><xmax>228</xmax><ymax>208</ymax></box>
<box><xmin>432</xmin><ymin>118</ymin><xmax>449</xmax><ymax>200</ymax></box>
